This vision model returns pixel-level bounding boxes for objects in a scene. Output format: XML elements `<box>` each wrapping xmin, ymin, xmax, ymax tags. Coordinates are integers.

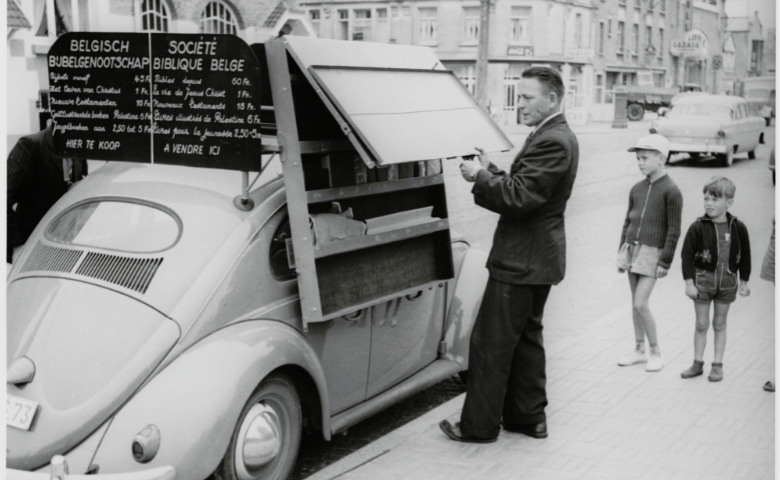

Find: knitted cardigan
<box><xmin>619</xmin><ymin>174</ymin><xmax>683</xmax><ymax>268</ymax></box>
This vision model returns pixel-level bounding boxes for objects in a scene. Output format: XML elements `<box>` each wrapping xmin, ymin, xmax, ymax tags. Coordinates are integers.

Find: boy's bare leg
<box><xmin>629</xmin><ymin>273</ymin><xmax>659</xmax><ymax>349</ymax></box>
<box><xmin>712</xmin><ymin>302</ymin><xmax>731</xmax><ymax>363</ymax></box>
<box><xmin>693</xmin><ymin>301</ymin><xmax>712</xmax><ymax>361</ymax></box>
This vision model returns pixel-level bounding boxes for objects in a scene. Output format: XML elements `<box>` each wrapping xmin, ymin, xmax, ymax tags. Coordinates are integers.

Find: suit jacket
<box><xmin>7</xmin><ymin>125</ymin><xmax>88</xmax><ymax>261</ymax></box>
<box><xmin>472</xmin><ymin>113</ymin><xmax>579</xmax><ymax>285</ymax></box>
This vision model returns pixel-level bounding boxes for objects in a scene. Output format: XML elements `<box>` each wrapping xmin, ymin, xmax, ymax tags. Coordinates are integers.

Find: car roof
<box><xmin>674</xmin><ymin>94</ymin><xmax>743</xmax><ymax>107</ymax></box>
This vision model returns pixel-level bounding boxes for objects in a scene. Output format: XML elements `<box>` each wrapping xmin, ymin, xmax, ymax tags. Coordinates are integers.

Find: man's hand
<box><xmin>656</xmin><ymin>265</ymin><xmax>668</xmax><ymax>278</ymax></box>
<box><xmin>460</xmin><ymin>157</ymin><xmax>482</xmax><ymax>182</ymax></box>
<box><xmin>473</xmin><ymin>147</ymin><xmax>491</xmax><ymax>169</ymax></box>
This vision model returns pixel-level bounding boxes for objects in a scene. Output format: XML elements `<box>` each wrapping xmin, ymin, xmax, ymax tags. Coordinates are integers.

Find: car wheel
<box><xmin>627</xmin><ymin>104</ymin><xmax>644</xmax><ymax>121</ymax></box>
<box><xmin>218</xmin><ymin>375</ymin><xmax>302</xmax><ymax>480</ymax></box>
<box><xmin>719</xmin><ymin>150</ymin><xmax>734</xmax><ymax>167</ymax></box>
<box><xmin>748</xmin><ymin>150</ymin><xmax>756</xmax><ymax>160</ymax></box>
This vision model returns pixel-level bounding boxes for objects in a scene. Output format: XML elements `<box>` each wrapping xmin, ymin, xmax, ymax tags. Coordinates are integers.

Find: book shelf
<box><xmin>265</xmin><ymin>39</ymin><xmax>455</xmax><ymax>330</ymax></box>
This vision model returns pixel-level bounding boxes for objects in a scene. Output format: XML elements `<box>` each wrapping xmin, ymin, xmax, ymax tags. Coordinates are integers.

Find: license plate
<box><xmin>7</xmin><ymin>394</ymin><xmax>39</xmax><ymax>431</ymax></box>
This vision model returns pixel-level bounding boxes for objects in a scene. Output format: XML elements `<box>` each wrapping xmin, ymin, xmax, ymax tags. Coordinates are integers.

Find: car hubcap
<box><xmin>235</xmin><ymin>402</ymin><xmax>282</xmax><ymax>480</ymax></box>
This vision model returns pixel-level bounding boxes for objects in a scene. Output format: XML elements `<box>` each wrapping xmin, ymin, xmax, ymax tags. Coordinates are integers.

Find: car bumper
<box><xmin>668</xmin><ymin>140</ymin><xmax>727</xmax><ymax>155</ymax></box>
<box><xmin>7</xmin><ymin>466</ymin><xmax>175</xmax><ymax>480</ymax></box>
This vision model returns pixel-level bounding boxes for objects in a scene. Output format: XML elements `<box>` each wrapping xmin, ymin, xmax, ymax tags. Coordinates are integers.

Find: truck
<box><xmin>625</xmin><ymin>71</ymin><xmax>702</xmax><ymax>121</ymax></box>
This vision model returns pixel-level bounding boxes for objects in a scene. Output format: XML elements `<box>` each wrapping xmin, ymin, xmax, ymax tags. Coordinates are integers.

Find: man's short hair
<box><xmin>521</xmin><ymin>67</ymin><xmax>565</xmax><ymax>101</ymax></box>
<box><xmin>703</xmin><ymin>176</ymin><xmax>736</xmax><ymax>199</ymax></box>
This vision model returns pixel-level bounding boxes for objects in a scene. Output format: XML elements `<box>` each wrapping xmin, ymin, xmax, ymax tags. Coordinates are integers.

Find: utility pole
<box><xmin>475</xmin><ymin>0</ymin><xmax>491</xmax><ymax>110</ymax></box>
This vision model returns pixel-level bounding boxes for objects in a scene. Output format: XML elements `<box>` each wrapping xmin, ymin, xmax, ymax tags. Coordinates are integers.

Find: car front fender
<box><xmin>443</xmin><ymin>247</ymin><xmax>489</xmax><ymax>369</ymax></box>
<box><xmin>90</xmin><ymin>320</ymin><xmax>329</xmax><ymax>480</ymax></box>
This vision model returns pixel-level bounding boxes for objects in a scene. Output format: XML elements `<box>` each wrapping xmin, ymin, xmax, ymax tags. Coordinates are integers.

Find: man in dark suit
<box><xmin>440</xmin><ymin>66</ymin><xmax>579</xmax><ymax>443</ymax></box>
<box><xmin>7</xmin><ymin>123</ymin><xmax>88</xmax><ymax>263</ymax></box>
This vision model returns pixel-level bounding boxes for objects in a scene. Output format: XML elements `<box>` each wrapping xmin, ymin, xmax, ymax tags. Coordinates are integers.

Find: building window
<box><xmin>595</xmin><ymin>73</ymin><xmax>604</xmax><ymax>103</ymax></box>
<box><xmin>338</xmin><ymin>9</ymin><xmax>349</xmax><ymax>40</ymax></box>
<box><xmin>139</xmin><ymin>0</ymin><xmax>170</xmax><ymax>32</ymax></box>
<box><xmin>575</xmin><ymin>13</ymin><xmax>583</xmax><ymax>48</ymax></box>
<box><xmin>658</xmin><ymin>28</ymin><xmax>664</xmax><ymax>57</ymax></box>
<box><xmin>510</xmin><ymin>6</ymin><xmax>531</xmax><ymax>44</ymax></box>
<box><xmin>418</xmin><ymin>7</ymin><xmax>437</xmax><ymax>45</ymax></box>
<box><xmin>619</xmin><ymin>0</ymin><xmax>626</xmax><ymax>6</ymax></box>
<box><xmin>617</xmin><ymin>21</ymin><xmax>625</xmax><ymax>54</ymax></box>
<box><xmin>632</xmin><ymin>23</ymin><xmax>639</xmax><ymax>54</ymax></box>
<box><xmin>659</xmin><ymin>0</ymin><xmax>666</xmax><ymax>13</ymax></box>
<box><xmin>376</xmin><ymin>8</ymin><xmax>389</xmax><ymax>43</ymax></box>
<box><xmin>353</xmin><ymin>9</ymin><xmax>371</xmax><ymax>41</ymax></box>
<box><xmin>309</xmin><ymin>9</ymin><xmax>322</xmax><ymax>37</ymax></box>
<box><xmin>199</xmin><ymin>1</ymin><xmax>237</xmax><ymax>34</ymax></box>
<box><xmin>647</xmin><ymin>0</ymin><xmax>653</xmax><ymax>12</ymax></box>
<box><xmin>463</xmin><ymin>7</ymin><xmax>480</xmax><ymax>44</ymax></box>
<box><xmin>455</xmin><ymin>64</ymin><xmax>476</xmax><ymax>96</ymax></box>
<box><xmin>598</xmin><ymin>21</ymin><xmax>605</xmax><ymax>55</ymax></box>
<box><xmin>645</xmin><ymin>26</ymin><xmax>652</xmax><ymax>54</ymax></box>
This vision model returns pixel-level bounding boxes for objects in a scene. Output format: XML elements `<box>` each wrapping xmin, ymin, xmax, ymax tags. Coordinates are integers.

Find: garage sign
<box><xmin>47</xmin><ymin>32</ymin><xmax>264</xmax><ymax>171</ymax></box>
<box><xmin>670</xmin><ymin>29</ymin><xmax>708</xmax><ymax>59</ymax></box>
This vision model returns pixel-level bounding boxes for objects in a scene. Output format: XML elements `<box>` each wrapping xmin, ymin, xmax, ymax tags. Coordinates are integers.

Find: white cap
<box><xmin>628</xmin><ymin>134</ymin><xmax>670</xmax><ymax>158</ymax></box>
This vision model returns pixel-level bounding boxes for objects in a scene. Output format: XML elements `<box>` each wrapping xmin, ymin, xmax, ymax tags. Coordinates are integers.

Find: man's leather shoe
<box><xmin>439</xmin><ymin>420</ymin><xmax>497</xmax><ymax>443</ymax></box>
<box><xmin>503</xmin><ymin>420</ymin><xmax>548</xmax><ymax>439</ymax></box>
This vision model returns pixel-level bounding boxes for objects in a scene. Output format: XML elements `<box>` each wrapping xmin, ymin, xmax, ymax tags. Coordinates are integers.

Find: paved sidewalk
<box><xmin>307</xmin><ymin>275</ymin><xmax>775</xmax><ymax>480</ymax></box>
<box><xmin>304</xmin><ymin>118</ymin><xmax>776</xmax><ymax>480</ymax></box>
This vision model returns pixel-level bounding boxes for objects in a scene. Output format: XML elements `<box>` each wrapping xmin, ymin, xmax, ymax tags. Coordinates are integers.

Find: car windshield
<box><xmin>744</xmin><ymin>88</ymin><xmax>772</xmax><ymax>101</ymax></box>
<box><xmin>668</xmin><ymin>103</ymin><xmax>732</xmax><ymax>120</ymax></box>
<box><xmin>46</xmin><ymin>200</ymin><xmax>180</xmax><ymax>252</ymax></box>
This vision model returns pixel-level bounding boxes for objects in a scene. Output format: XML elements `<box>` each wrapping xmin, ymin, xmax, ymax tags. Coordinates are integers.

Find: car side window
<box><xmin>270</xmin><ymin>217</ymin><xmax>296</xmax><ymax>282</ymax></box>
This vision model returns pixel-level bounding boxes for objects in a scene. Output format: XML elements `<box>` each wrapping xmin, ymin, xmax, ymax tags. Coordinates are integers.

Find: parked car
<box><xmin>9</xmin><ymin>32</ymin><xmax>511</xmax><ymax>480</ymax></box>
<box><xmin>650</xmin><ymin>94</ymin><xmax>766</xmax><ymax>166</ymax></box>
<box><xmin>6</xmin><ymin>161</ymin><xmax>488</xmax><ymax>480</ymax></box>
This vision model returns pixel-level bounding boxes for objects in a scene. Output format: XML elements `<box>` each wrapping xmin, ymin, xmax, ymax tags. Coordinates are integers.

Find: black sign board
<box><xmin>47</xmin><ymin>32</ymin><xmax>264</xmax><ymax>171</ymax></box>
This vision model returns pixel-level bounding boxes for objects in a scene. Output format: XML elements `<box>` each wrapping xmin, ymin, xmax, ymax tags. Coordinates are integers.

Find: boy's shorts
<box><xmin>617</xmin><ymin>243</ymin><xmax>660</xmax><ymax>278</ymax></box>
<box><xmin>694</xmin><ymin>268</ymin><xmax>738</xmax><ymax>303</ymax></box>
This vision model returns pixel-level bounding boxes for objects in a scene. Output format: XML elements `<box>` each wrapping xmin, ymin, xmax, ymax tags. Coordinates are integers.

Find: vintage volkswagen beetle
<box><xmin>6</xmin><ymin>160</ymin><xmax>488</xmax><ymax>480</ymax></box>
<box><xmin>8</xmin><ymin>33</ymin><xmax>513</xmax><ymax>480</ymax></box>
<box><xmin>650</xmin><ymin>93</ymin><xmax>766</xmax><ymax>166</ymax></box>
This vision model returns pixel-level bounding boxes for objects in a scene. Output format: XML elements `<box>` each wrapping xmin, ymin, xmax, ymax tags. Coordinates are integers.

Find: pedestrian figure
<box><xmin>680</xmin><ymin>177</ymin><xmax>751</xmax><ymax>382</ymax></box>
<box><xmin>7</xmin><ymin>123</ymin><xmax>87</xmax><ymax>263</ymax></box>
<box><xmin>760</xmin><ymin>217</ymin><xmax>775</xmax><ymax>392</ymax></box>
<box><xmin>616</xmin><ymin>134</ymin><xmax>683</xmax><ymax>372</ymax></box>
<box><xmin>439</xmin><ymin>66</ymin><xmax>579</xmax><ymax>443</ymax></box>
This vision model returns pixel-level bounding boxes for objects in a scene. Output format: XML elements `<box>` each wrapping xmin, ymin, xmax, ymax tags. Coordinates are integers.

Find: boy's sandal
<box><xmin>763</xmin><ymin>381</ymin><xmax>775</xmax><ymax>392</ymax></box>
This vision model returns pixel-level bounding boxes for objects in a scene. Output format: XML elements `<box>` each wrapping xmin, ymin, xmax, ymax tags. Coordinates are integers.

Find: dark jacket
<box><xmin>472</xmin><ymin>114</ymin><xmax>579</xmax><ymax>285</ymax></box>
<box><xmin>681</xmin><ymin>212</ymin><xmax>751</xmax><ymax>281</ymax></box>
<box><xmin>7</xmin><ymin>125</ymin><xmax>88</xmax><ymax>262</ymax></box>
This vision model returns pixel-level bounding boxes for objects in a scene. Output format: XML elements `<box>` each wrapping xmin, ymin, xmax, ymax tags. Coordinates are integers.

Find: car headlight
<box><xmin>132</xmin><ymin>425</ymin><xmax>161</xmax><ymax>463</ymax></box>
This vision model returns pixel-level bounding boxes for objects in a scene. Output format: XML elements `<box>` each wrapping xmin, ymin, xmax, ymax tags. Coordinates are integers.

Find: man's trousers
<box><xmin>460</xmin><ymin>279</ymin><xmax>552</xmax><ymax>439</ymax></box>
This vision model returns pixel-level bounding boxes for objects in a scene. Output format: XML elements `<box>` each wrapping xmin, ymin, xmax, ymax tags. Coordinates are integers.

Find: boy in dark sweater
<box><xmin>617</xmin><ymin>134</ymin><xmax>683</xmax><ymax>372</ymax></box>
<box><xmin>680</xmin><ymin>176</ymin><xmax>751</xmax><ymax>382</ymax></box>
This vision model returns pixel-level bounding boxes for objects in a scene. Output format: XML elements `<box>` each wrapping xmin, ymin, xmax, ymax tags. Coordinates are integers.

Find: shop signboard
<box><xmin>47</xmin><ymin>32</ymin><xmax>264</xmax><ymax>171</ymax></box>
<box><xmin>670</xmin><ymin>29</ymin><xmax>708</xmax><ymax>59</ymax></box>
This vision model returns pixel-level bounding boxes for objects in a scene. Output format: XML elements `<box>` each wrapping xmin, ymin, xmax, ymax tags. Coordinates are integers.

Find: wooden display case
<box><xmin>264</xmin><ymin>36</ymin><xmax>511</xmax><ymax>329</ymax></box>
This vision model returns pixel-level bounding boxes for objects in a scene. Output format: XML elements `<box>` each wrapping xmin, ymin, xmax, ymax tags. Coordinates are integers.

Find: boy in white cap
<box><xmin>616</xmin><ymin>134</ymin><xmax>683</xmax><ymax>372</ymax></box>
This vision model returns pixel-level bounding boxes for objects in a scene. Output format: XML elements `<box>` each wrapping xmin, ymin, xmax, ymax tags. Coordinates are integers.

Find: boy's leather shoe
<box><xmin>439</xmin><ymin>420</ymin><xmax>497</xmax><ymax>443</ymax></box>
<box><xmin>503</xmin><ymin>420</ymin><xmax>548</xmax><ymax>438</ymax></box>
